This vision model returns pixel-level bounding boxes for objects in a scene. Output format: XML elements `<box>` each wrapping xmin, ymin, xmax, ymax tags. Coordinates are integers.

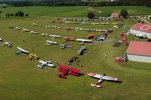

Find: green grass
<box><xmin>0</xmin><ymin>7</ymin><xmax>151</xmax><ymax>100</ymax></box>
<box><xmin>0</xmin><ymin>6</ymin><xmax>151</xmax><ymax>18</ymax></box>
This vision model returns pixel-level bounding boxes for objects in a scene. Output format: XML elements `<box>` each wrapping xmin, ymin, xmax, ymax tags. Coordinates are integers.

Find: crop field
<box><xmin>0</xmin><ymin>6</ymin><xmax>151</xmax><ymax>100</ymax></box>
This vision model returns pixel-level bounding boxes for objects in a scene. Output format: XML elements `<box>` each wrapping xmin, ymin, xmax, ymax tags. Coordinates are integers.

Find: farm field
<box><xmin>0</xmin><ymin>7</ymin><xmax>151</xmax><ymax>100</ymax></box>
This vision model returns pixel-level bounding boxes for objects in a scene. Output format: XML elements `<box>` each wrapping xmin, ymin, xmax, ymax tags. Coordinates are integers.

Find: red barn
<box><xmin>126</xmin><ymin>41</ymin><xmax>151</xmax><ymax>63</ymax></box>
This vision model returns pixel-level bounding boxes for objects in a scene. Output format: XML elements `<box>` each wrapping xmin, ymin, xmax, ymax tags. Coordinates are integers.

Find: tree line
<box><xmin>5</xmin><ymin>11</ymin><xmax>29</xmax><ymax>18</ymax></box>
<box><xmin>0</xmin><ymin>0</ymin><xmax>150</xmax><ymax>7</ymax></box>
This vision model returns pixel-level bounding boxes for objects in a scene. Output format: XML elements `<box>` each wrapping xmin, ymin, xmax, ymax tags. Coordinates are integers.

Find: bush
<box><xmin>25</xmin><ymin>14</ymin><xmax>29</xmax><ymax>16</ymax></box>
<box><xmin>87</xmin><ymin>12</ymin><xmax>95</xmax><ymax>19</ymax></box>
<box><xmin>120</xmin><ymin>9</ymin><xmax>128</xmax><ymax>18</ymax></box>
<box><xmin>6</xmin><ymin>13</ymin><xmax>10</xmax><ymax>17</ymax></box>
<box><xmin>10</xmin><ymin>13</ymin><xmax>14</xmax><ymax>16</ymax></box>
<box><xmin>107</xmin><ymin>13</ymin><xmax>111</xmax><ymax>17</ymax></box>
<box><xmin>15</xmin><ymin>12</ymin><xmax>18</xmax><ymax>16</ymax></box>
<box><xmin>17</xmin><ymin>11</ymin><xmax>24</xmax><ymax>17</ymax></box>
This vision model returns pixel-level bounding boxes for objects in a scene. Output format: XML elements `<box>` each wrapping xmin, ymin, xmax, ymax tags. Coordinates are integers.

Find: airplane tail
<box><xmin>91</xmin><ymin>83</ymin><xmax>102</xmax><ymax>88</ymax></box>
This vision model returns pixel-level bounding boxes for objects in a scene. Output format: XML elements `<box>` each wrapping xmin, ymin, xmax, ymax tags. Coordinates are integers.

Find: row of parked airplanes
<box><xmin>46</xmin><ymin>37</ymin><xmax>93</xmax><ymax>45</ymax></box>
<box><xmin>16</xmin><ymin>46</ymin><xmax>121</xmax><ymax>88</ymax></box>
<box><xmin>8</xmin><ymin>25</ymin><xmax>104</xmax><ymax>45</ymax></box>
<box><xmin>42</xmin><ymin>34</ymin><xmax>93</xmax><ymax>47</ymax></box>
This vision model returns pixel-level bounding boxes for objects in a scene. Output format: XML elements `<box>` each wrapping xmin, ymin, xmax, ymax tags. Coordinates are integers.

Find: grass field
<box><xmin>0</xmin><ymin>6</ymin><xmax>151</xmax><ymax>100</ymax></box>
<box><xmin>0</xmin><ymin>6</ymin><xmax>151</xmax><ymax>18</ymax></box>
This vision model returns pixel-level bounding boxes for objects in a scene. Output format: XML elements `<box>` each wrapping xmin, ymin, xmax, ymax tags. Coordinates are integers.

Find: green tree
<box><xmin>87</xmin><ymin>12</ymin><xmax>95</xmax><ymax>19</ymax></box>
<box><xmin>120</xmin><ymin>9</ymin><xmax>128</xmax><ymax>18</ymax></box>
<box><xmin>17</xmin><ymin>11</ymin><xmax>24</xmax><ymax>17</ymax></box>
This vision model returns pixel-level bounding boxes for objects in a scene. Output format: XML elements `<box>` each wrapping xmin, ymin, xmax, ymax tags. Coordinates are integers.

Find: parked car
<box><xmin>115</xmin><ymin>56</ymin><xmax>125</xmax><ymax>62</ymax></box>
<box><xmin>96</xmin><ymin>36</ymin><xmax>106</xmax><ymax>41</ymax></box>
<box><xmin>113</xmin><ymin>41</ymin><xmax>122</xmax><ymax>47</ymax></box>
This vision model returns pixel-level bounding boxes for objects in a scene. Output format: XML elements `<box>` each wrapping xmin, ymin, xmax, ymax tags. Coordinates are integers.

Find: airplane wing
<box><xmin>46</xmin><ymin>40</ymin><xmax>57</xmax><ymax>44</ymax></box>
<box><xmin>17</xmin><ymin>47</ymin><xmax>29</xmax><ymax>54</ymax></box>
<box><xmin>39</xmin><ymin>60</ymin><xmax>45</xmax><ymax>64</ymax></box>
<box><xmin>88</xmin><ymin>73</ymin><xmax>119</xmax><ymax>81</ymax></box>
<box><xmin>76</xmin><ymin>39</ymin><xmax>92</xmax><ymax>42</ymax></box>
<box><xmin>49</xmin><ymin>35</ymin><xmax>56</xmax><ymax>37</ymax></box>
<box><xmin>47</xmin><ymin>64</ymin><xmax>55</xmax><ymax>67</ymax></box>
<box><xmin>102</xmin><ymin>76</ymin><xmax>119</xmax><ymax>81</ymax></box>
<box><xmin>46</xmin><ymin>40</ymin><xmax>50</xmax><ymax>43</ymax></box>
<box><xmin>76</xmin><ymin>39</ymin><xmax>84</xmax><ymax>42</ymax></box>
<box><xmin>37</xmin><ymin>65</ymin><xmax>43</xmax><ymax>68</ymax></box>
<box><xmin>49</xmin><ymin>35</ymin><xmax>61</xmax><ymax>38</ymax></box>
<box><xmin>87</xmin><ymin>73</ymin><xmax>103</xmax><ymax>79</ymax></box>
<box><xmin>78</xmin><ymin>46</ymin><xmax>86</xmax><ymax>55</ymax></box>
<box><xmin>53</xmin><ymin>42</ymin><xmax>57</xmax><ymax>44</ymax></box>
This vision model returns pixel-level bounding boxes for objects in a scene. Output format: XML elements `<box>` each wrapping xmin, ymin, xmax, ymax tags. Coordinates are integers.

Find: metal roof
<box><xmin>126</xmin><ymin>41</ymin><xmax>151</xmax><ymax>56</ymax></box>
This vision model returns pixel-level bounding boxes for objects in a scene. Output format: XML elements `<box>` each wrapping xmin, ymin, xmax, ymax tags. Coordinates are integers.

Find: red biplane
<box><xmin>58</xmin><ymin>64</ymin><xmax>81</xmax><ymax>79</ymax></box>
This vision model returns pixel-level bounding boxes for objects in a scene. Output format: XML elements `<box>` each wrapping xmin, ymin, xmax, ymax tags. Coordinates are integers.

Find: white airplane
<box><xmin>0</xmin><ymin>37</ymin><xmax>3</xmax><ymax>42</ymax></box>
<box><xmin>17</xmin><ymin>47</ymin><xmax>29</xmax><ymax>54</ymax></box>
<box><xmin>9</xmin><ymin>25</ymin><xmax>15</xmax><ymax>28</ymax></box>
<box><xmin>41</xmin><ymin>33</ymin><xmax>49</xmax><ymax>36</ymax></box>
<box><xmin>21</xmin><ymin>28</ymin><xmax>30</xmax><ymax>32</ymax></box>
<box><xmin>30</xmin><ymin>31</ymin><xmax>38</xmax><ymax>34</ymax></box>
<box><xmin>46</xmin><ymin>40</ymin><xmax>58</xmax><ymax>45</ymax></box>
<box><xmin>15</xmin><ymin>27</ymin><xmax>21</xmax><ymax>30</ymax></box>
<box><xmin>49</xmin><ymin>34</ymin><xmax>61</xmax><ymax>39</ymax></box>
<box><xmin>37</xmin><ymin>60</ymin><xmax>55</xmax><ymax>69</ymax></box>
<box><xmin>32</xmin><ymin>23</ymin><xmax>38</xmax><ymax>26</ymax></box>
<box><xmin>76</xmin><ymin>38</ymin><xmax>93</xmax><ymax>44</ymax></box>
<box><xmin>1</xmin><ymin>42</ymin><xmax>12</xmax><ymax>47</ymax></box>
<box><xmin>59</xmin><ymin>44</ymin><xmax>72</xmax><ymax>49</ymax></box>
<box><xmin>87</xmin><ymin>73</ymin><xmax>121</xmax><ymax>88</ymax></box>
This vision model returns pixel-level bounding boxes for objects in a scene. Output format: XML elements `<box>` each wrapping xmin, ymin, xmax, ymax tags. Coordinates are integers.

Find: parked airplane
<box><xmin>9</xmin><ymin>25</ymin><xmax>15</xmax><ymax>28</ymax></box>
<box><xmin>17</xmin><ymin>47</ymin><xmax>29</xmax><ymax>54</ymax></box>
<box><xmin>60</xmin><ymin>44</ymin><xmax>72</xmax><ymax>49</ymax></box>
<box><xmin>1</xmin><ymin>42</ymin><xmax>12</xmax><ymax>47</ymax></box>
<box><xmin>87</xmin><ymin>73</ymin><xmax>121</xmax><ymax>88</ymax></box>
<box><xmin>0</xmin><ymin>37</ymin><xmax>3</xmax><ymax>42</ymax></box>
<box><xmin>21</xmin><ymin>28</ymin><xmax>30</xmax><ymax>32</ymax></box>
<box><xmin>37</xmin><ymin>60</ymin><xmax>55</xmax><ymax>69</ymax></box>
<box><xmin>41</xmin><ymin>33</ymin><xmax>49</xmax><ymax>36</ymax></box>
<box><xmin>15</xmin><ymin>27</ymin><xmax>21</xmax><ymax>30</ymax></box>
<box><xmin>76</xmin><ymin>38</ymin><xmax>93</xmax><ymax>44</ymax></box>
<box><xmin>46</xmin><ymin>40</ymin><xmax>58</xmax><ymax>45</ymax></box>
<box><xmin>30</xmin><ymin>31</ymin><xmax>38</xmax><ymax>34</ymax></box>
<box><xmin>49</xmin><ymin>34</ymin><xmax>61</xmax><ymax>39</ymax></box>
<box><xmin>63</xmin><ymin>36</ymin><xmax>75</xmax><ymax>41</ymax></box>
<box><xmin>58</xmin><ymin>64</ymin><xmax>81</xmax><ymax>79</ymax></box>
<box><xmin>32</xmin><ymin>23</ymin><xmax>38</xmax><ymax>26</ymax></box>
<box><xmin>78</xmin><ymin>46</ymin><xmax>87</xmax><ymax>56</ymax></box>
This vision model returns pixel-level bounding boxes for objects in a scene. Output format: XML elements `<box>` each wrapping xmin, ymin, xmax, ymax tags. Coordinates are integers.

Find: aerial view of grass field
<box><xmin>0</xmin><ymin>0</ymin><xmax>151</xmax><ymax>100</ymax></box>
